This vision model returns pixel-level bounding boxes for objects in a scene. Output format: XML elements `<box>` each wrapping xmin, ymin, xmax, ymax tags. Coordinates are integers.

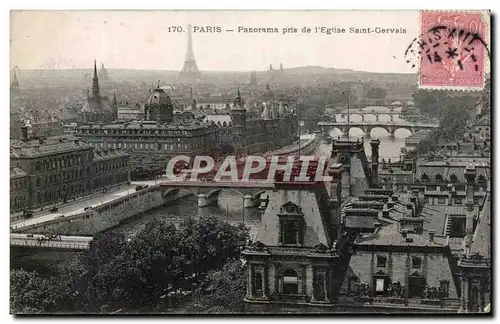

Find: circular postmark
<box><xmin>405</xmin><ymin>11</ymin><xmax>490</xmax><ymax>89</ymax></box>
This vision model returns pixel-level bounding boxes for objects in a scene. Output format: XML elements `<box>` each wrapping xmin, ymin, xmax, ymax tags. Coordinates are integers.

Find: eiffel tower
<box><xmin>178</xmin><ymin>24</ymin><xmax>201</xmax><ymax>83</ymax></box>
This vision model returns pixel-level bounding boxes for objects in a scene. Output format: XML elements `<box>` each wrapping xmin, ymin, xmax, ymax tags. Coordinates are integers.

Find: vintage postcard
<box><xmin>10</xmin><ymin>10</ymin><xmax>491</xmax><ymax>315</ymax></box>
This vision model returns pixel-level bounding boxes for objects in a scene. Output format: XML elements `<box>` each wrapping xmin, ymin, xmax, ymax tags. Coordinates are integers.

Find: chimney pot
<box><xmin>429</xmin><ymin>230</ymin><xmax>435</xmax><ymax>242</ymax></box>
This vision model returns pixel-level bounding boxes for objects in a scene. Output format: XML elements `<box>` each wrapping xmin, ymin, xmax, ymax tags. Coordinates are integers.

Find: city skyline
<box><xmin>11</xmin><ymin>10</ymin><xmax>425</xmax><ymax>73</ymax></box>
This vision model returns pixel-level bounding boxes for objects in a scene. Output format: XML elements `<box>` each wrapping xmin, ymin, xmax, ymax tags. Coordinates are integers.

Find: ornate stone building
<box><xmin>75</xmin><ymin>88</ymin><xmax>298</xmax><ymax>159</ymax></box>
<box><xmin>457</xmin><ymin>192</ymin><xmax>490</xmax><ymax>312</ymax></box>
<box><xmin>10</xmin><ymin>131</ymin><xmax>130</xmax><ymax>212</ymax></box>
<box><xmin>242</xmin><ymin>188</ymin><xmax>340</xmax><ymax>312</ymax></box>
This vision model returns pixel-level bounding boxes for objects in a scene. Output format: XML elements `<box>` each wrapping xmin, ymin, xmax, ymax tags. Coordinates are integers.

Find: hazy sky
<box><xmin>12</xmin><ymin>10</ymin><xmax>427</xmax><ymax>72</ymax></box>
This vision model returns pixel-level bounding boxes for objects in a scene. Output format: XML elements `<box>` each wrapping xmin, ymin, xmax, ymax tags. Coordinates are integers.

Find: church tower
<box><xmin>92</xmin><ymin>60</ymin><xmax>100</xmax><ymax>98</ymax></box>
<box><xmin>231</xmin><ymin>87</ymin><xmax>247</xmax><ymax>126</ymax></box>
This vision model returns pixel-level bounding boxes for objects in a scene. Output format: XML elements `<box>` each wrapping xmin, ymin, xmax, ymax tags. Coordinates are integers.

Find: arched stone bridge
<box><xmin>317</xmin><ymin>121</ymin><xmax>439</xmax><ymax>138</ymax></box>
<box><xmin>151</xmin><ymin>181</ymin><xmax>277</xmax><ymax>208</ymax></box>
<box><xmin>338</xmin><ymin>111</ymin><xmax>399</xmax><ymax>123</ymax></box>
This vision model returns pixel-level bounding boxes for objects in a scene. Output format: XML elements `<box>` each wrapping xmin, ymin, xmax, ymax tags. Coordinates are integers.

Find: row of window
<box><xmin>93</xmin><ymin>159</ymin><xmax>129</xmax><ymax>173</ymax></box>
<box><xmin>93</xmin><ymin>141</ymin><xmax>195</xmax><ymax>151</ymax></box>
<box><xmin>78</xmin><ymin>129</ymin><xmax>204</xmax><ymax>136</ymax></box>
<box><xmin>377</xmin><ymin>255</ymin><xmax>422</xmax><ymax>269</ymax></box>
<box><xmin>10</xmin><ymin>195</ymin><xmax>28</xmax><ymax>210</ymax></box>
<box><xmin>347</xmin><ymin>276</ymin><xmax>450</xmax><ymax>298</ymax></box>
<box><xmin>34</xmin><ymin>153</ymin><xmax>88</xmax><ymax>173</ymax></box>
<box><xmin>33</xmin><ymin>160</ymin><xmax>128</xmax><ymax>187</ymax></box>
<box><xmin>32</xmin><ymin>173</ymin><xmax>129</xmax><ymax>206</ymax></box>
<box><xmin>420</xmin><ymin>173</ymin><xmax>488</xmax><ymax>183</ymax></box>
<box><xmin>10</xmin><ymin>178</ymin><xmax>28</xmax><ymax>191</ymax></box>
<box><xmin>35</xmin><ymin>168</ymin><xmax>84</xmax><ymax>187</ymax></box>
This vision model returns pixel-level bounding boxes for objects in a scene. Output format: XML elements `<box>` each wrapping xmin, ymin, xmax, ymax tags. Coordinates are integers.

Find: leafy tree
<box><xmin>201</xmin><ymin>260</ymin><xmax>247</xmax><ymax>313</ymax></box>
<box><xmin>365</xmin><ymin>87</ymin><xmax>387</xmax><ymax>99</ymax></box>
<box><xmin>174</xmin><ymin>260</ymin><xmax>247</xmax><ymax>314</ymax></box>
<box><xmin>69</xmin><ymin>217</ymin><xmax>248</xmax><ymax>313</ymax></box>
<box><xmin>177</xmin><ymin>215</ymin><xmax>248</xmax><ymax>285</ymax></box>
<box><xmin>10</xmin><ymin>269</ymin><xmax>72</xmax><ymax>314</ymax></box>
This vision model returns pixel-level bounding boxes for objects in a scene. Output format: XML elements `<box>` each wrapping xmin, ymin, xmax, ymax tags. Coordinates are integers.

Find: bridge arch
<box><xmin>162</xmin><ymin>188</ymin><xmax>180</xmax><ymax>198</ymax></box>
<box><xmin>393</xmin><ymin>128</ymin><xmax>413</xmax><ymax>137</ymax></box>
<box><xmin>369</xmin><ymin>126</ymin><xmax>391</xmax><ymax>137</ymax></box>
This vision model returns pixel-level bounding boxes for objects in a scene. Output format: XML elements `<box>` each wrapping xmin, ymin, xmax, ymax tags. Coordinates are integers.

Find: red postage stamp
<box><xmin>416</xmin><ymin>11</ymin><xmax>489</xmax><ymax>90</ymax></box>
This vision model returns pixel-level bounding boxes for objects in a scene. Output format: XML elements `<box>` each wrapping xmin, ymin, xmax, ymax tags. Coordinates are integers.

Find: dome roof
<box><xmin>146</xmin><ymin>88</ymin><xmax>172</xmax><ymax>106</ymax></box>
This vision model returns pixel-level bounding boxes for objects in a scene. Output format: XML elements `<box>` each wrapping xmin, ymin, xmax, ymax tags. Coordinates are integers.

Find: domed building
<box><xmin>77</xmin><ymin>60</ymin><xmax>117</xmax><ymax>124</ymax></box>
<box><xmin>144</xmin><ymin>86</ymin><xmax>174</xmax><ymax>123</ymax></box>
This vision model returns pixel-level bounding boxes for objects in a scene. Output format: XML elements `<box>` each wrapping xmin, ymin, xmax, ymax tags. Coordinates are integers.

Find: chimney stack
<box><xmin>328</xmin><ymin>162</ymin><xmax>344</xmax><ymax>240</ymax></box>
<box><xmin>406</xmin><ymin>203</ymin><xmax>415</xmax><ymax>218</ymax></box>
<box><xmin>391</xmin><ymin>194</ymin><xmax>399</xmax><ymax>202</ymax></box>
<box><xmin>382</xmin><ymin>204</ymin><xmax>390</xmax><ymax>218</ymax></box>
<box><xmin>370</xmin><ymin>139</ymin><xmax>380</xmax><ymax>184</ymax></box>
<box><xmin>429</xmin><ymin>230</ymin><xmax>435</xmax><ymax>242</ymax></box>
<box><xmin>21</xmin><ymin>125</ymin><xmax>29</xmax><ymax>141</ymax></box>
<box><xmin>464</xmin><ymin>165</ymin><xmax>477</xmax><ymax>246</ymax></box>
<box><xmin>401</xmin><ymin>228</ymin><xmax>408</xmax><ymax>239</ymax></box>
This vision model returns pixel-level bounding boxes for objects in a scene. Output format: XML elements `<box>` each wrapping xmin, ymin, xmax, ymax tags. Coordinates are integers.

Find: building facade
<box><xmin>75</xmin><ymin>87</ymin><xmax>298</xmax><ymax>159</ymax></box>
<box><xmin>10</xmin><ymin>167</ymin><xmax>30</xmax><ymax>212</ymax></box>
<box><xmin>10</xmin><ymin>131</ymin><xmax>130</xmax><ymax>212</ymax></box>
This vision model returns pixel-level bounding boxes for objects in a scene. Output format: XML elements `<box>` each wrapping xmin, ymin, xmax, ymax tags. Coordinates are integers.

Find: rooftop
<box><xmin>255</xmin><ymin>189</ymin><xmax>332</xmax><ymax>248</ymax></box>
<box><xmin>354</xmin><ymin>223</ymin><xmax>446</xmax><ymax>248</ymax></box>
<box><xmin>93</xmin><ymin>148</ymin><xmax>130</xmax><ymax>161</ymax></box>
<box><xmin>10</xmin><ymin>135</ymin><xmax>93</xmax><ymax>158</ymax></box>
<box><xmin>76</xmin><ymin>120</ymin><xmax>212</xmax><ymax>131</ymax></box>
<box><xmin>469</xmin><ymin>195</ymin><xmax>491</xmax><ymax>259</ymax></box>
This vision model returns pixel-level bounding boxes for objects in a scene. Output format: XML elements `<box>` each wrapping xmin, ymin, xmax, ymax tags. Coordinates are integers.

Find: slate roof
<box><xmin>355</xmin><ymin>223</ymin><xmax>446</xmax><ymax>248</ymax></box>
<box><xmin>469</xmin><ymin>195</ymin><xmax>491</xmax><ymax>259</ymax></box>
<box><xmin>415</xmin><ymin>159</ymin><xmax>490</xmax><ymax>182</ymax></box>
<box><xmin>81</xmin><ymin>96</ymin><xmax>113</xmax><ymax>113</ymax></box>
<box><xmin>76</xmin><ymin>120</ymin><xmax>211</xmax><ymax>131</ymax></box>
<box><xmin>202</xmin><ymin>115</ymin><xmax>233</xmax><ymax>125</ymax></box>
<box><xmin>93</xmin><ymin>148</ymin><xmax>130</xmax><ymax>161</ymax></box>
<box><xmin>10</xmin><ymin>135</ymin><xmax>93</xmax><ymax>158</ymax></box>
<box><xmin>256</xmin><ymin>189</ymin><xmax>331</xmax><ymax>247</ymax></box>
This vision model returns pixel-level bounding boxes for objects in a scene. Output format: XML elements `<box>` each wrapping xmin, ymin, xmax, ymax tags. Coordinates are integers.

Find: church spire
<box><xmin>91</xmin><ymin>59</ymin><xmax>100</xmax><ymax>98</ymax></box>
<box><xmin>233</xmin><ymin>86</ymin><xmax>245</xmax><ymax>110</ymax></box>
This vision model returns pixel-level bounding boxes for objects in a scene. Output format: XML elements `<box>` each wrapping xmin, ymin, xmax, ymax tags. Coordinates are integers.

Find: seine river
<box><xmin>12</xmin><ymin>106</ymin><xmax>411</xmax><ymax>272</ymax></box>
<box><xmin>111</xmin><ymin>106</ymin><xmax>409</xmax><ymax>238</ymax></box>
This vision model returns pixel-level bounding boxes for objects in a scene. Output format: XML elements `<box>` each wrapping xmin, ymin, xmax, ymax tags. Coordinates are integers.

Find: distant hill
<box><xmin>284</xmin><ymin>65</ymin><xmax>357</xmax><ymax>74</ymax></box>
